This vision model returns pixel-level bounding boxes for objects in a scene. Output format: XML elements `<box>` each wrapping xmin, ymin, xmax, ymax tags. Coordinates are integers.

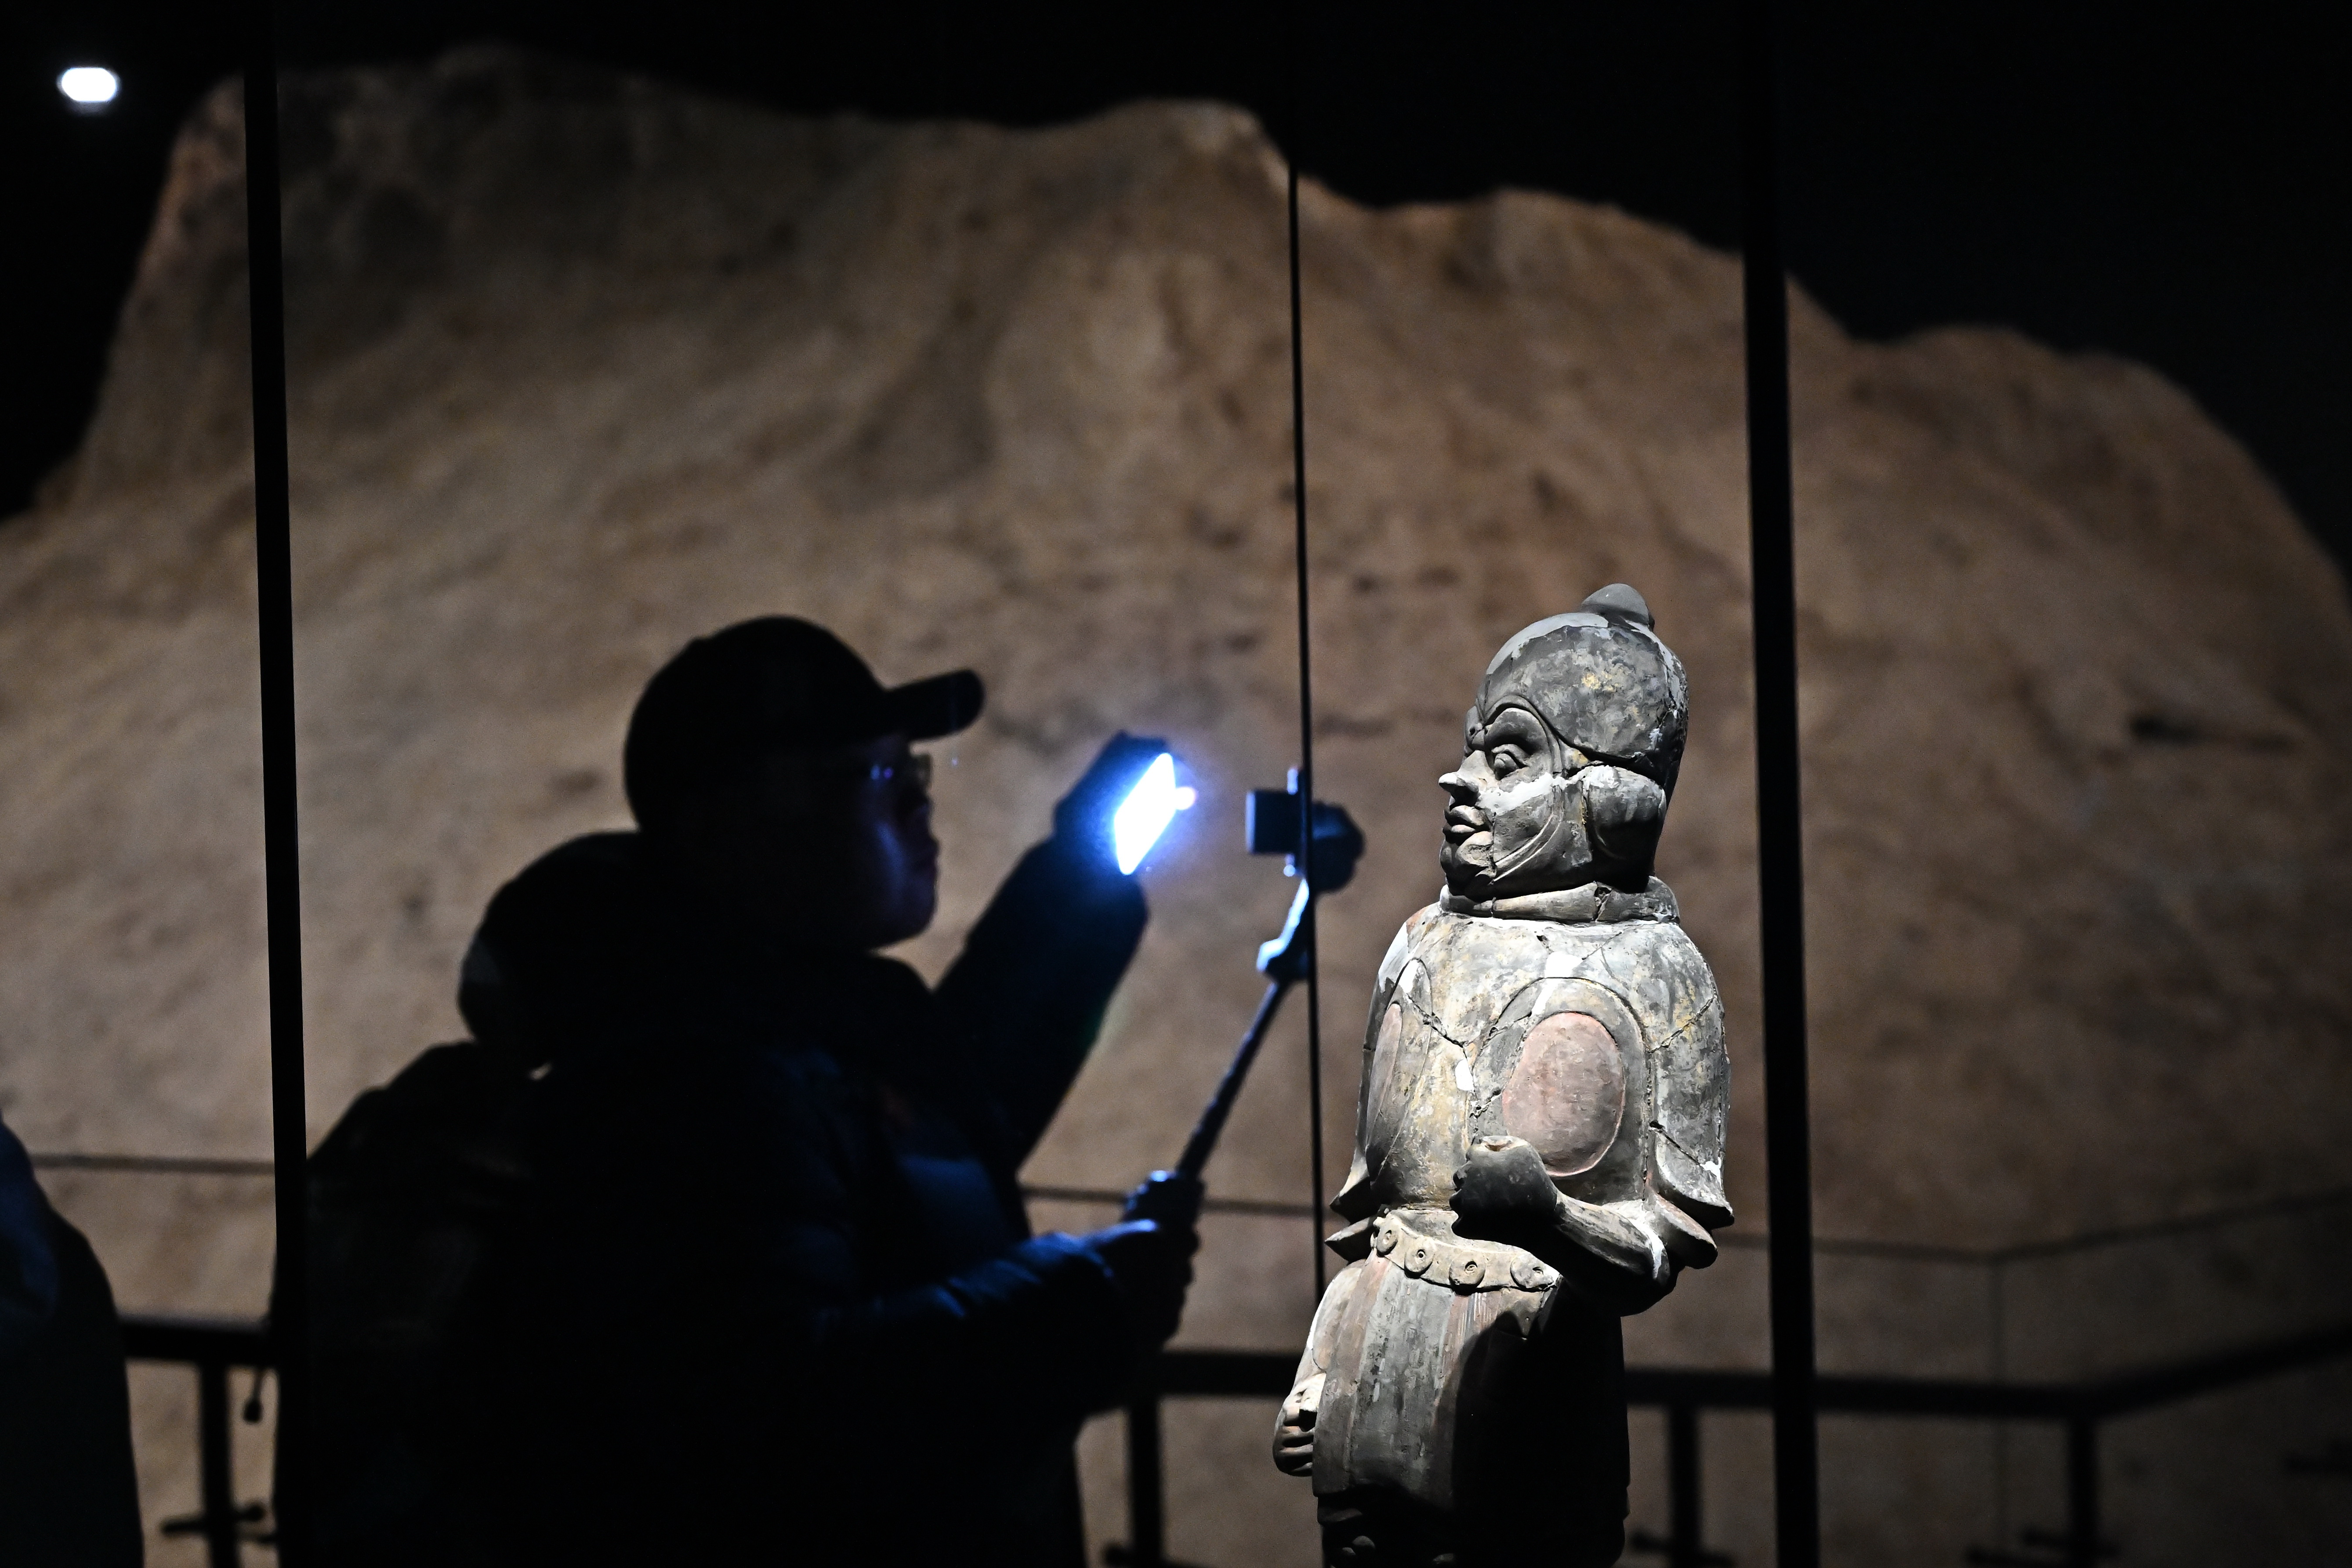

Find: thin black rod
<box><xmin>197</xmin><ymin>1358</ymin><xmax>239</xmax><ymax>1568</ymax></box>
<box><xmin>1124</xmin><ymin>1392</ymin><xmax>1166</xmax><ymax>1567</ymax></box>
<box><xmin>1286</xmin><ymin>157</ymin><xmax>1326</xmax><ymax>1297</ymax></box>
<box><xmin>1990</xmin><ymin>1258</ymin><xmax>2011</xmax><ymax>1545</ymax></box>
<box><xmin>1738</xmin><ymin>2</ymin><xmax>1820</xmax><ymax>1564</ymax></box>
<box><xmin>1667</xmin><ymin>1401</ymin><xmax>1703</xmax><ymax>1568</ymax></box>
<box><xmin>2064</xmin><ymin>1419</ymin><xmax>2099</xmax><ymax>1568</ymax></box>
<box><xmin>26</xmin><ymin>1152</ymin><xmax>278</xmax><ymax>1177</ymax></box>
<box><xmin>242</xmin><ymin>4</ymin><xmax>310</xmax><ymax>1559</ymax></box>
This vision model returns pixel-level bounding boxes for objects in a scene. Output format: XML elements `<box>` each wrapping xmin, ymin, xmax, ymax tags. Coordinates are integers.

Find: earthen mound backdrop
<box><xmin>4</xmin><ymin>49</ymin><xmax>2348</xmax><ymax>1565</ymax></box>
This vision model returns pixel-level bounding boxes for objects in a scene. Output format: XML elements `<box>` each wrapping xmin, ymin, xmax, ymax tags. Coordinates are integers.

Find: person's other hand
<box><xmin>1272</xmin><ymin>1371</ymin><xmax>1323</xmax><ymax>1476</ymax></box>
<box><xmin>1082</xmin><ymin>1217</ymin><xmax>1198</xmax><ymax>1350</ymax></box>
<box><xmin>1450</xmin><ymin>1135</ymin><xmax>1559</xmax><ymax>1244</ymax></box>
<box><xmin>1051</xmin><ymin>732</ymin><xmax>1174</xmax><ymax>873</ymax></box>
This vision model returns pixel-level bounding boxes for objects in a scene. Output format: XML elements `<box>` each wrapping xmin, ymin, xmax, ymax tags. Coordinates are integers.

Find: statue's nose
<box><xmin>1439</xmin><ymin>770</ymin><xmax>1473</xmax><ymax>797</ymax></box>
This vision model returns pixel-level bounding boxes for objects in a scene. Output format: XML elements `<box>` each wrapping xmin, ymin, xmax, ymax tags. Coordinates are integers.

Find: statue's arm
<box><xmin>1272</xmin><ymin>1257</ymin><xmax>1370</xmax><ymax>1477</ymax></box>
<box><xmin>1450</xmin><ymin>1137</ymin><xmax>1682</xmax><ymax>1314</ymax></box>
<box><xmin>1325</xmin><ymin>911</ymin><xmax>1437</xmax><ymax>1226</ymax></box>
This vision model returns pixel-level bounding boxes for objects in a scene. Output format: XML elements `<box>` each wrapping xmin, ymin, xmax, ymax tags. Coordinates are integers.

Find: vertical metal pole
<box><xmin>2065</xmin><ymin>1418</ymin><xmax>2100</xmax><ymax>1568</ymax></box>
<box><xmin>1287</xmin><ymin>156</ymin><xmax>1326</xmax><ymax>1297</ymax></box>
<box><xmin>1124</xmin><ymin>1389</ymin><xmax>1167</xmax><ymax>1567</ymax></box>
<box><xmin>242</xmin><ymin>4</ymin><xmax>310</xmax><ymax>1561</ymax></box>
<box><xmin>1668</xmin><ymin>1401</ymin><xmax>1703</xmax><ymax>1568</ymax></box>
<box><xmin>198</xmin><ymin>1358</ymin><xmax>243</xmax><ymax>1568</ymax></box>
<box><xmin>1738</xmin><ymin>3</ymin><xmax>1821</xmax><ymax>1565</ymax></box>
<box><xmin>1990</xmin><ymin>1258</ymin><xmax>2011</xmax><ymax>1547</ymax></box>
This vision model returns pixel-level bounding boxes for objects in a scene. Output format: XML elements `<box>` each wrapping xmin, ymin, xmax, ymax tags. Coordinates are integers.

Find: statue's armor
<box><xmin>1291</xmin><ymin>877</ymin><xmax>1729</xmax><ymax>1527</ymax></box>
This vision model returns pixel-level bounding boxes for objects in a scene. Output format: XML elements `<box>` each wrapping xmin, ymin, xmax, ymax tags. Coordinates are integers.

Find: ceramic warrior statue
<box><xmin>1273</xmin><ymin>584</ymin><xmax>1731</xmax><ymax>1568</ymax></box>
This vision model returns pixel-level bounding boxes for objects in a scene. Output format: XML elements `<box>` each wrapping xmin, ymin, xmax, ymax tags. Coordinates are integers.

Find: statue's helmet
<box><xmin>1475</xmin><ymin>583</ymin><xmax>1688</xmax><ymax>800</ymax></box>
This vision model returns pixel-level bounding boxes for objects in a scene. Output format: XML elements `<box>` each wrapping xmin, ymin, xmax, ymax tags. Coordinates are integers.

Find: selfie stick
<box><xmin>1126</xmin><ymin>789</ymin><xmax>1362</xmax><ymax>1226</ymax></box>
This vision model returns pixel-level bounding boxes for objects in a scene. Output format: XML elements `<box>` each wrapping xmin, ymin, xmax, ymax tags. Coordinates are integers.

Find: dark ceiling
<box><xmin>7</xmin><ymin>2</ymin><xmax>2347</xmax><ymax>569</ymax></box>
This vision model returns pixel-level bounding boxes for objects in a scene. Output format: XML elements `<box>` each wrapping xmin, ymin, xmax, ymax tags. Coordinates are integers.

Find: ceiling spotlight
<box><xmin>58</xmin><ymin>67</ymin><xmax>121</xmax><ymax>111</ymax></box>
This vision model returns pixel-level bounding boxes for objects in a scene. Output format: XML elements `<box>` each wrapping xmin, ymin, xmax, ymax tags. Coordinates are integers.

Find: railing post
<box><xmin>2065</xmin><ymin>1417</ymin><xmax>2099</xmax><ymax>1568</ymax></box>
<box><xmin>1667</xmin><ymin>1401</ymin><xmax>1703</xmax><ymax>1568</ymax></box>
<box><xmin>1125</xmin><ymin>1388</ymin><xmax>1166</xmax><ymax>1567</ymax></box>
<box><xmin>197</xmin><ymin>1356</ymin><xmax>243</xmax><ymax>1568</ymax></box>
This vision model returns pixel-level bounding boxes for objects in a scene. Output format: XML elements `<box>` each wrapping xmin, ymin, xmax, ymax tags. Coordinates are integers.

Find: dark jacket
<box><xmin>0</xmin><ymin>1112</ymin><xmax>143</xmax><ymax>1568</ymax></box>
<box><xmin>482</xmin><ymin>830</ymin><xmax>1149</xmax><ymax>1566</ymax></box>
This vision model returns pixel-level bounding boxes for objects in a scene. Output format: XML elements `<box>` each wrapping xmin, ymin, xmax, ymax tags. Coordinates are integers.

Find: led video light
<box><xmin>1112</xmin><ymin>753</ymin><xmax>1196</xmax><ymax>875</ymax></box>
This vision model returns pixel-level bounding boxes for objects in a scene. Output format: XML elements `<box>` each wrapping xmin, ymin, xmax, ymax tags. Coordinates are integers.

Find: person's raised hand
<box><xmin>1081</xmin><ymin>1217</ymin><xmax>1198</xmax><ymax>1351</ymax></box>
<box><xmin>1051</xmin><ymin>732</ymin><xmax>1174</xmax><ymax>876</ymax></box>
<box><xmin>1450</xmin><ymin>1135</ymin><xmax>1560</xmax><ymax>1245</ymax></box>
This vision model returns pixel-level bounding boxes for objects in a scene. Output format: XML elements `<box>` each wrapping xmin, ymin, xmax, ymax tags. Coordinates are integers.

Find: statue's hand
<box><xmin>1272</xmin><ymin>1372</ymin><xmax>1324</xmax><ymax>1477</ymax></box>
<box><xmin>1450</xmin><ymin>1136</ymin><xmax>1559</xmax><ymax>1242</ymax></box>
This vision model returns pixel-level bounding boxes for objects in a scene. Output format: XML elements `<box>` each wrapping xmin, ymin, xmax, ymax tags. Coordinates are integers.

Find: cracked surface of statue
<box><xmin>1274</xmin><ymin>584</ymin><xmax>1732</xmax><ymax>1568</ymax></box>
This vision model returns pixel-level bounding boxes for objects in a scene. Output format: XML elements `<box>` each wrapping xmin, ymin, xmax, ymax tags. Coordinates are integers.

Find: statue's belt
<box><xmin>1336</xmin><ymin>1207</ymin><xmax>1560</xmax><ymax>1294</ymax></box>
<box><xmin>1437</xmin><ymin>876</ymin><xmax>1678</xmax><ymax>924</ymax></box>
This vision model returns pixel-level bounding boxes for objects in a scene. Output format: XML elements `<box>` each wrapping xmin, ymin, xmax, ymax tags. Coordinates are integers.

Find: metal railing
<box><xmin>86</xmin><ymin>1174</ymin><xmax>2352</xmax><ymax>1566</ymax></box>
<box><xmin>115</xmin><ymin>1312</ymin><xmax>2351</xmax><ymax>1568</ymax></box>
<box><xmin>1055</xmin><ymin>1179</ymin><xmax>2352</xmax><ymax>1567</ymax></box>
<box><xmin>1113</xmin><ymin>1324</ymin><xmax>2352</xmax><ymax>1568</ymax></box>
<box><xmin>121</xmin><ymin>1313</ymin><xmax>272</xmax><ymax>1568</ymax></box>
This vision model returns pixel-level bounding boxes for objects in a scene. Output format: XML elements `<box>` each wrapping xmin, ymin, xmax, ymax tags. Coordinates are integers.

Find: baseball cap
<box><xmin>623</xmin><ymin>617</ymin><xmax>983</xmax><ymax>827</ymax></box>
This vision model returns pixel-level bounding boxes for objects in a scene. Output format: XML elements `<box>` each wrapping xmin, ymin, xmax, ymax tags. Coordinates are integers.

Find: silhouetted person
<box><xmin>297</xmin><ymin>839</ymin><xmax>644</xmax><ymax>1565</ymax></box>
<box><xmin>0</xmin><ymin>1109</ymin><xmax>142</xmax><ymax>1567</ymax></box>
<box><xmin>460</xmin><ymin>618</ymin><xmax>1197</xmax><ymax>1566</ymax></box>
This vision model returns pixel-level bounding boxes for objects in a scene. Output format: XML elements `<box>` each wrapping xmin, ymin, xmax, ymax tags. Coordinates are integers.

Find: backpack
<box><xmin>290</xmin><ymin>1040</ymin><xmax>540</xmax><ymax>1567</ymax></box>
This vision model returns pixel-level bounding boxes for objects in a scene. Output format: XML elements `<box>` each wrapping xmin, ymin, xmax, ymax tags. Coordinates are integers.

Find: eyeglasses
<box><xmin>878</xmin><ymin>754</ymin><xmax>932</xmax><ymax>790</ymax></box>
<box><xmin>804</xmin><ymin>752</ymin><xmax>933</xmax><ymax>791</ymax></box>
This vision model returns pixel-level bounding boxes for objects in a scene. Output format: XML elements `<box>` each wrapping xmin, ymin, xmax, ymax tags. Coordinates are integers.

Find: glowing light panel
<box><xmin>59</xmin><ymin>67</ymin><xmax>120</xmax><ymax>105</ymax></box>
<box><xmin>1112</xmin><ymin>753</ymin><xmax>1196</xmax><ymax>874</ymax></box>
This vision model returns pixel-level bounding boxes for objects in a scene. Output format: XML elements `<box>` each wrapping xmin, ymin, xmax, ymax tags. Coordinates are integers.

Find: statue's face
<box><xmin>1439</xmin><ymin>701</ymin><xmax>1593</xmax><ymax>898</ymax></box>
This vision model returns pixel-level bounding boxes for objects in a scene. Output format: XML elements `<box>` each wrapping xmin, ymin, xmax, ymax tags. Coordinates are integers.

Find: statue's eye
<box><xmin>1490</xmin><ymin>748</ymin><xmax>1523</xmax><ymax>776</ymax></box>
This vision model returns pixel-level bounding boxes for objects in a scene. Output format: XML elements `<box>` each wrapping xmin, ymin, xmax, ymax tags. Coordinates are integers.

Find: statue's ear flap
<box><xmin>1580</xmin><ymin>766</ymin><xmax>1667</xmax><ymax>868</ymax></box>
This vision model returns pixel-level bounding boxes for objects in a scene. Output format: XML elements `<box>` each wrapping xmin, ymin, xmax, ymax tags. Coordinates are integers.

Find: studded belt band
<box><xmin>1368</xmin><ymin>1208</ymin><xmax>1558</xmax><ymax>1293</ymax></box>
